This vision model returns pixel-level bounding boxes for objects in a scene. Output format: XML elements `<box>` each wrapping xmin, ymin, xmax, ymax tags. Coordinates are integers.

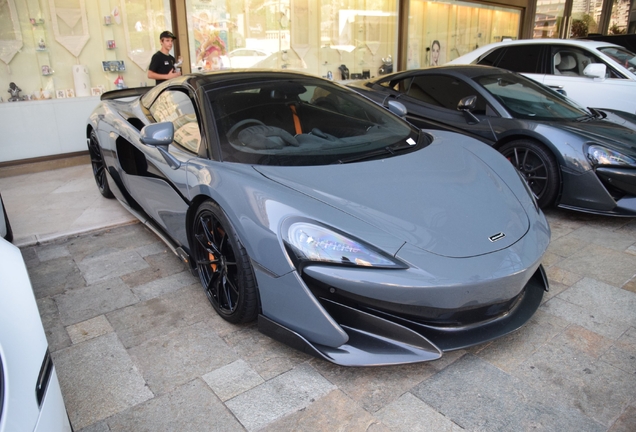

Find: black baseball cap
<box><xmin>160</xmin><ymin>31</ymin><xmax>176</xmax><ymax>40</ymax></box>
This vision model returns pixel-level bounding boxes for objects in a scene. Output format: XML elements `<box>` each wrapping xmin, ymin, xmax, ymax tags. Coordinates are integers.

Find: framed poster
<box><xmin>102</xmin><ymin>60</ymin><xmax>126</xmax><ymax>72</ymax></box>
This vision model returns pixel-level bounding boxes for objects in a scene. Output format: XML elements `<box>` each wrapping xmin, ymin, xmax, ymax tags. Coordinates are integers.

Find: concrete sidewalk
<box><xmin>0</xmin><ymin>162</ymin><xmax>137</xmax><ymax>246</ymax></box>
<box><xmin>3</xmin><ymin>163</ymin><xmax>636</xmax><ymax>431</ymax></box>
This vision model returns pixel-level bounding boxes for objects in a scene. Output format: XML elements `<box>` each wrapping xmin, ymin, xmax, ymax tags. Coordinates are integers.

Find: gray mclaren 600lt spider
<box><xmin>87</xmin><ymin>71</ymin><xmax>550</xmax><ymax>366</ymax></box>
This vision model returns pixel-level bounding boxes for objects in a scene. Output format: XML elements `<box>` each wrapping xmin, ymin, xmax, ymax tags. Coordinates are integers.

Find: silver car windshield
<box><xmin>207</xmin><ymin>78</ymin><xmax>421</xmax><ymax>165</ymax></box>
<box><xmin>598</xmin><ymin>46</ymin><xmax>636</xmax><ymax>73</ymax></box>
<box><xmin>475</xmin><ymin>73</ymin><xmax>590</xmax><ymax>121</ymax></box>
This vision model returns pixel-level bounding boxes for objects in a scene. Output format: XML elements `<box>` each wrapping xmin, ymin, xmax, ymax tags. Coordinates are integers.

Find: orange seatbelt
<box><xmin>289</xmin><ymin>104</ymin><xmax>302</xmax><ymax>134</ymax></box>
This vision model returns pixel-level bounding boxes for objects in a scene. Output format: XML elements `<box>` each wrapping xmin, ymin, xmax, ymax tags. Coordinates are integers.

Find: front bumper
<box><xmin>559</xmin><ymin>167</ymin><xmax>636</xmax><ymax>216</ymax></box>
<box><xmin>259</xmin><ymin>265</ymin><xmax>548</xmax><ymax>366</ymax></box>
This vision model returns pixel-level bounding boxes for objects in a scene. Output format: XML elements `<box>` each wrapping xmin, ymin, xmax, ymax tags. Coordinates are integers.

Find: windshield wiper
<box><xmin>575</xmin><ymin>114</ymin><xmax>594</xmax><ymax>122</ymax></box>
<box><xmin>336</xmin><ymin>143</ymin><xmax>416</xmax><ymax>164</ymax></box>
<box><xmin>384</xmin><ymin>143</ymin><xmax>410</xmax><ymax>153</ymax></box>
<box><xmin>575</xmin><ymin>110</ymin><xmax>605</xmax><ymax>122</ymax></box>
<box><xmin>588</xmin><ymin>107</ymin><xmax>607</xmax><ymax>119</ymax></box>
<box><xmin>335</xmin><ymin>146</ymin><xmax>396</xmax><ymax>164</ymax></box>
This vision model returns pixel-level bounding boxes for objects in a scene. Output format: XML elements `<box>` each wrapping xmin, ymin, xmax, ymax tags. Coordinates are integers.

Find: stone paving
<box><xmin>22</xmin><ymin>208</ymin><xmax>636</xmax><ymax>432</ymax></box>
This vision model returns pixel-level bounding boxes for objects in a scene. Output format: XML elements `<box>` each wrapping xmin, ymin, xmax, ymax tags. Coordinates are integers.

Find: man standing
<box><xmin>148</xmin><ymin>31</ymin><xmax>181</xmax><ymax>84</ymax></box>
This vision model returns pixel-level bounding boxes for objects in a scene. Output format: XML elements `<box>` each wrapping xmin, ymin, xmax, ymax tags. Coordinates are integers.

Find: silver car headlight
<box><xmin>587</xmin><ymin>145</ymin><xmax>636</xmax><ymax>167</ymax></box>
<box><xmin>284</xmin><ymin>221</ymin><xmax>405</xmax><ymax>268</ymax></box>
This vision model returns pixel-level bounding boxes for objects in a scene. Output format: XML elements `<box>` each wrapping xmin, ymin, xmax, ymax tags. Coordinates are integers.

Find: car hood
<box><xmin>254</xmin><ymin>138</ymin><xmax>530</xmax><ymax>258</ymax></box>
<box><xmin>560</xmin><ymin>119</ymin><xmax>636</xmax><ymax>157</ymax></box>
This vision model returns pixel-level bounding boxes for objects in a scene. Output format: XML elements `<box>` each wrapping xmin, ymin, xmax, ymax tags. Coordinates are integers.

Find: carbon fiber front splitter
<box><xmin>258</xmin><ymin>266</ymin><xmax>547</xmax><ymax>366</ymax></box>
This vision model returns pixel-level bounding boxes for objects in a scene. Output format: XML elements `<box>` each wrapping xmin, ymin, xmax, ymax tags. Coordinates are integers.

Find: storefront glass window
<box><xmin>609</xmin><ymin>0</ymin><xmax>631</xmax><ymax>34</ymax></box>
<box><xmin>407</xmin><ymin>0</ymin><xmax>521</xmax><ymax>68</ymax></box>
<box><xmin>569</xmin><ymin>0</ymin><xmax>602</xmax><ymax>38</ymax></box>
<box><xmin>0</xmin><ymin>0</ymin><xmax>171</xmax><ymax>102</ymax></box>
<box><xmin>534</xmin><ymin>0</ymin><xmax>566</xmax><ymax>38</ymax></box>
<box><xmin>185</xmin><ymin>0</ymin><xmax>398</xmax><ymax>80</ymax></box>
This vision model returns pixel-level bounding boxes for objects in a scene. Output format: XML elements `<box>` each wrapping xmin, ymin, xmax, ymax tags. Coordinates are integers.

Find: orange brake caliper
<box><xmin>208</xmin><ymin>227</ymin><xmax>226</xmax><ymax>272</ymax></box>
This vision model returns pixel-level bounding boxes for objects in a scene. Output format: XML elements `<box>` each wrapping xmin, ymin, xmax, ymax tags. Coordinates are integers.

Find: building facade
<box><xmin>0</xmin><ymin>0</ymin><xmax>633</xmax><ymax>162</ymax></box>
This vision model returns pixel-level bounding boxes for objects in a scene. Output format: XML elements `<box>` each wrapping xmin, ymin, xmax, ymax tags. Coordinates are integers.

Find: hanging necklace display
<box><xmin>48</xmin><ymin>0</ymin><xmax>89</xmax><ymax>57</ymax></box>
<box><xmin>0</xmin><ymin>0</ymin><xmax>23</xmax><ymax>71</ymax></box>
<box><xmin>120</xmin><ymin>0</ymin><xmax>156</xmax><ymax>71</ymax></box>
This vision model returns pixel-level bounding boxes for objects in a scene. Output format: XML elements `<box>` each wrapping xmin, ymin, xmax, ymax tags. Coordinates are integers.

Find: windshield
<box><xmin>598</xmin><ymin>46</ymin><xmax>636</xmax><ymax>73</ymax></box>
<box><xmin>475</xmin><ymin>72</ymin><xmax>590</xmax><ymax>120</ymax></box>
<box><xmin>207</xmin><ymin>78</ymin><xmax>422</xmax><ymax>165</ymax></box>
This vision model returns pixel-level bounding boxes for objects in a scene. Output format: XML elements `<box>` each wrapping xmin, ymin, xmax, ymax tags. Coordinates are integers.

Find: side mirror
<box><xmin>583</xmin><ymin>63</ymin><xmax>606</xmax><ymax>79</ymax></box>
<box><xmin>140</xmin><ymin>122</ymin><xmax>180</xmax><ymax>169</ymax></box>
<box><xmin>387</xmin><ymin>100</ymin><xmax>407</xmax><ymax>118</ymax></box>
<box><xmin>457</xmin><ymin>95</ymin><xmax>477</xmax><ymax>111</ymax></box>
<box><xmin>457</xmin><ymin>95</ymin><xmax>480</xmax><ymax>125</ymax></box>
<box><xmin>140</xmin><ymin>122</ymin><xmax>174</xmax><ymax>148</ymax></box>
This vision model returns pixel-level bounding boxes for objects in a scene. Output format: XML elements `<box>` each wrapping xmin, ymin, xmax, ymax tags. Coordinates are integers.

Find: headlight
<box><xmin>285</xmin><ymin>221</ymin><xmax>405</xmax><ymax>268</ymax></box>
<box><xmin>587</xmin><ymin>145</ymin><xmax>636</xmax><ymax>167</ymax></box>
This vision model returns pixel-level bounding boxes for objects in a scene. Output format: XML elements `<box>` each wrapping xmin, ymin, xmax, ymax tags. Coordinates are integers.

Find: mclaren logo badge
<box><xmin>489</xmin><ymin>232</ymin><xmax>506</xmax><ymax>242</ymax></box>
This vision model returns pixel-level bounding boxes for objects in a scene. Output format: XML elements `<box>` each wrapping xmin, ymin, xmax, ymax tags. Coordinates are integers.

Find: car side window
<box><xmin>406</xmin><ymin>75</ymin><xmax>488</xmax><ymax>114</ymax></box>
<box><xmin>149</xmin><ymin>90</ymin><xmax>201</xmax><ymax>153</ymax></box>
<box><xmin>551</xmin><ymin>46</ymin><xmax>622</xmax><ymax>79</ymax></box>
<box><xmin>478</xmin><ymin>49</ymin><xmax>502</xmax><ymax>66</ymax></box>
<box><xmin>380</xmin><ymin>77</ymin><xmax>412</xmax><ymax>93</ymax></box>
<box><xmin>485</xmin><ymin>45</ymin><xmax>543</xmax><ymax>74</ymax></box>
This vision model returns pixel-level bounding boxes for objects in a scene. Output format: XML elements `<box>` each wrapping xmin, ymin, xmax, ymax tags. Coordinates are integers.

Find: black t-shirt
<box><xmin>149</xmin><ymin>51</ymin><xmax>176</xmax><ymax>84</ymax></box>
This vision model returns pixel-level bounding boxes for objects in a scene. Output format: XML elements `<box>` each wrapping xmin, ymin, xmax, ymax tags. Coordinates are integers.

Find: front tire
<box><xmin>88</xmin><ymin>130</ymin><xmax>114</xmax><ymax>199</ymax></box>
<box><xmin>499</xmin><ymin>140</ymin><xmax>559</xmax><ymax>208</ymax></box>
<box><xmin>191</xmin><ymin>201</ymin><xmax>258</xmax><ymax>324</ymax></box>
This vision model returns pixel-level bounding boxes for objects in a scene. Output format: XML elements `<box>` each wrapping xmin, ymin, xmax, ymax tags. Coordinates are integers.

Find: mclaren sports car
<box><xmin>348</xmin><ymin>65</ymin><xmax>636</xmax><ymax>215</ymax></box>
<box><xmin>87</xmin><ymin>71</ymin><xmax>550</xmax><ymax>366</ymax></box>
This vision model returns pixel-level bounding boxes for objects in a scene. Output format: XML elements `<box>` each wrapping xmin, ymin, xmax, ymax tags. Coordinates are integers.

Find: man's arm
<box><xmin>147</xmin><ymin>69</ymin><xmax>181</xmax><ymax>80</ymax></box>
<box><xmin>147</xmin><ymin>54</ymin><xmax>181</xmax><ymax>81</ymax></box>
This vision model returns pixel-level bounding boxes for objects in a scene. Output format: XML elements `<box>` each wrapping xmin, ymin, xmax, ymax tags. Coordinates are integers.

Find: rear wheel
<box><xmin>499</xmin><ymin>140</ymin><xmax>559</xmax><ymax>208</ymax></box>
<box><xmin>191</xmin><ymin>201</ymin><xmax>258</xmax><ymax>324</ymax></box>
<box><xmin>88</xmin><ymin>130</ymin><xmax>114</xmax><ymax>199</ymax></box>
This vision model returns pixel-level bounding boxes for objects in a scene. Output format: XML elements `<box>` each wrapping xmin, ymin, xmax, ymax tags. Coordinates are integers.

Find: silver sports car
<box><xmin>87</xmin><ymin>71</ymin><xmax>550</xmax><ymax>366</ymax></box>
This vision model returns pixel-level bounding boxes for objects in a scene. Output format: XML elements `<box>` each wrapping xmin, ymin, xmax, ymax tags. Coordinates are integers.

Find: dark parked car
<box><xmin>87</xmin><ymin>71</ymin><xmax>549</xmax><ymax>366</ymax></box>
<box><xmin>348</xmin><ymin>65</ymin><xmax>636</xmax><ymax>215</ymax></box>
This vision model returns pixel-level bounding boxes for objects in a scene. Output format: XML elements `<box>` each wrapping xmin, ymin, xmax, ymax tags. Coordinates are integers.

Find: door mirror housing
<box><xmin>457</xmin><ymin>95</ymin><xmax>480</xmax><ymax>124</ymax></box>
<box><xmin>583</xmin><ymin>63</ymin><xmax>606</xmax><ymax>79</ymax></box>
<box><xmin>387</xmin><ymin>100</ymin><xmax>407</xmax><ymax>118</ymax></box>
<box><xmin>457</xmin><ymin>95</ymin><xmax>477</xmax><ymax>111</ymax></box>
<box><xmin>140</xmin><ymin>122</ymin><xmax>174</xmax><ymax>148</ymax></box>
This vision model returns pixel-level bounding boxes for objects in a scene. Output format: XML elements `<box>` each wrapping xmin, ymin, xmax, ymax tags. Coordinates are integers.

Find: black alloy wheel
<box><xmin>499</xmin><ymin>139</ymin><xmax>559</xmax><ymax>208</ymax></box>
<box><xmin>88</xmin><ymin>130</ymin><xmax>114</xmax><ymax>199</ymax></box>
<box><xmin>192</xmin><ymin>201</ymin><xmax>258</xmax><ymax>324</ymax></box>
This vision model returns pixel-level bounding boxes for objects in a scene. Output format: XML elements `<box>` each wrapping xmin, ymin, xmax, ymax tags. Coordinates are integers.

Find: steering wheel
<box><xmin>226</xmin><ymin>119</ymin><xmax>265</xmax><ymax>142</ymax></box>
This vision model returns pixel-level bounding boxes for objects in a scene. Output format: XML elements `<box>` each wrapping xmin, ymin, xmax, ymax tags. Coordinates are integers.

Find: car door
<box><xmin>385</xmin><ymin>74</ymin><xmax>497</xmax><ymax>143</ymax></box>
<box><xmin>120</xmin><ymin>89</ymin><xmax>202</xmax><ymax>246</ymax></box>
<box><xmin>543</xmin><ymin>45</ymin><xmax>636</xmax><ymax>112</ymax></box>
